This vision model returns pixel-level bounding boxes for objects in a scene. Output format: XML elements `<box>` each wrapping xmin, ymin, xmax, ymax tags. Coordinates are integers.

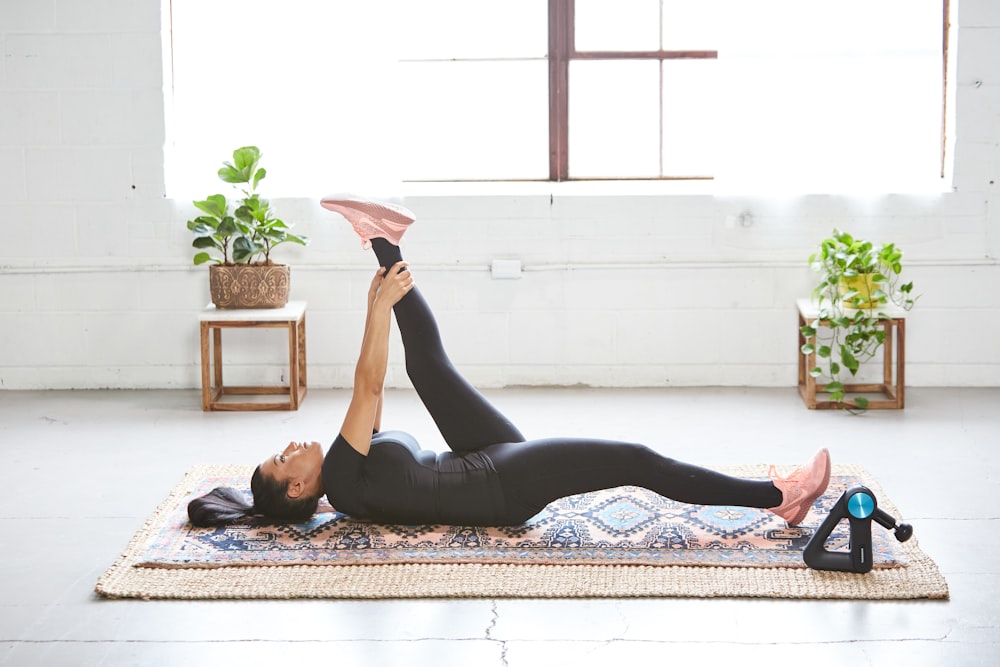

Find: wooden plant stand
<box><xmin>796</xmin><ymin>298</ymin><xmax>906</xmax><ymax>410</ymax></box>
<box><xmin>199</xmin><ymin>301</ymin><xmax>307</xmax><ymax>411</ymax></box>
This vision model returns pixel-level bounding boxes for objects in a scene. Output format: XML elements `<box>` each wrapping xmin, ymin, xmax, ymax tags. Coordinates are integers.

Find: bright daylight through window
<box><xmin>167</xmin><ymin>0</ymin><xmax>947</xmax><ymax>195</ymax></box>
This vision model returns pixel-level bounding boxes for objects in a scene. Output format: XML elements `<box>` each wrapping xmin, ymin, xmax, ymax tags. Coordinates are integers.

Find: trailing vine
<box><xmin>800</xmin><ymin>229</ymin><xmax>916</xmax><ymax>410</ymax></box>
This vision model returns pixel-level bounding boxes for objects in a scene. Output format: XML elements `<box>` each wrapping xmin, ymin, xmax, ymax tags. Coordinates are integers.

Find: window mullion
<box><xmin>549</xmin><ymin>0</ymin><xmax>572</xmax><ymax>181</ymax></box>
<box><xmin>571</xmin><ymin>51</ymin><xmax>718</xmax><ymax>60</ymax></box>
<box><xmin>940</xmin><ymin>0</ymin><xmax>950</xmax><ymax>178</ymax></box>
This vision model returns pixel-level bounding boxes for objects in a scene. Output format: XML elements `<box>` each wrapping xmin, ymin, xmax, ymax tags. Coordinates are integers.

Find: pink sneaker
<box><xmin>320</xmin><ymin>194</ymin><xmax>415</xmax><ymax>249</ymax></box>
<box><xmin>768</xmin><ymin>448</ymin><xmax>831</xmax><ymax>526</ymax></box>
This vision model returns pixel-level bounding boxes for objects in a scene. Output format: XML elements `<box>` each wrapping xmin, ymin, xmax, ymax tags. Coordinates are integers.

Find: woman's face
<box><xmin>259</xmin><ymin>441</ymin><xmax>325</xmax><ymax>499</ymax></box>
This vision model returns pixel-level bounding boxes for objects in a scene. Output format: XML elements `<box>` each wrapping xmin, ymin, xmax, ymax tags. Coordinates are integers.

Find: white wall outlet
<box><xmin>491</xmin><ymin>259</ymin><xmax>522</xmax><ymax>280</ymax></box>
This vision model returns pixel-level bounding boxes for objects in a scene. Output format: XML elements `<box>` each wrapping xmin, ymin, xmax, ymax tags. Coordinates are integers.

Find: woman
<box><xmin>189</xmin><ymin>196</ymin><xmax>831</xmax><ymax>529</ymax></box>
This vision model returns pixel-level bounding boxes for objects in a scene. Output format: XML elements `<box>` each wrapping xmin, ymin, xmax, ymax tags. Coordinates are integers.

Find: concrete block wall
<box><xmin>0</xmin><ymin>0</ymin><xmax>997</xmax><ymax>391</ymax></box>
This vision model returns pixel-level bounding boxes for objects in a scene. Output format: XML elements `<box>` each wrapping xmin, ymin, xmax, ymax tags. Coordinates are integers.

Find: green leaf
<box><xmin>217</xmin><ymin>216</ymin><xmax>237</xmax><ymax>237</ymax></box>
<box><xmin>193</xmin><ymin>252</ymin><xmax>216</xmax><ymax>265</ymax></box>
<box><xmin>800</xmin><ymin>325</ymin><xmax>816</xmax><ymax>338</ymax></box>
<box><xmin>218</xmin><ymin>164</ymin><xmax>243</xmax><ymax>183</ymax></box>
<box><xmin>234</xmin><ymin>205</ymin><xmax>254</xmax><ymax>224</ymax></box>
<box><xmin>187</xmin><ymin>218</ymin><xmax>217</xmax><ymax>235</ymax></box>
<box><xmin>801</xmin><ymin>344</ymin><xmax>815</xmax><ymax>355</ymax></box>
<box><xmin>285</xmin><ymin>233</ymin><xmax>309</xmax><ymax>246</ymax></box>
<box><xmin>259</xmin><ymin>228</ymin><xmax>287</xmax><ymax>243</ymax></box>
<box><xmin>218</xmin><ymin>165</ymin><xmax>244</xmax><ymax>184</ymax></box>
<box><xmin>841</xmin><ymin>346</ymin><xmax>860</xmax><ymax>374</ymax></box>
<box><xmin>232</xmin><ymin>237</ymin><xmax>264</xmax><ymax>263</ymax></box>
<box><xmin>253</xmin><ymin>167</ymin><xmax>266</xmax><ymax>190</ymax></box>
<box><xmin>192</xmin><ymin>236</ymin><xmax>219</xmax><ymax>249</ymax></box>
<box><xmin>193</xmin><ymin>194</ymin><xmax>227</xmax><ymax>219</ymax></box>
<box><xmin>237</xmin><ymin>196</ymin><xmax>269</xmax><ymax>222</ymax></box>
<box><xmin>827</xmin><ymin>381</ymin><xmax>844</xmax><ymax>402</ymax></box>
<box><xmin>809</xmin><ymin>367</ymin><xmax>823</xmax><ymax>378</ymax></box>
<box><xmin>232</xmin><ymin>146</ymin><xmax>260</xmax><ymax>171</ymax></box>
<box><xmin>854</xmin><ymin>396</ymin><xmax>870</xmax><ymax>410</ymax></box>
<box><xmin>830</xmin><ymin>362</ymin><xmax>841</xmax><ymax>375</ymax></box>
<box><xmin>233</xmin><ymin>219</ymin><xmax>253</xmax><ymax>236</ymax></box>
<box><xmin>818</xmin><ymin>345</ymin><xmax>832</xmax><ymax>358</ymax></box>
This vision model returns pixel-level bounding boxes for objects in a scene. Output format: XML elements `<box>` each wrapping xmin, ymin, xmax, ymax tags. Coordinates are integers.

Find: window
<box><xmin>167</xmin><ymin>1</ymin><xmax>404</xmax><ymax>197</ymax></box>
<box><xmin>168</xmin><ymin>0</ymin><xmax>948</xmax><ymax>194</ymax></box>
<box><xmin>396</xmin><ymin>1</ymin><xmax>549</xmax><ymax>181</ymax></box>
<box><xmin>700</xmin><ymin>0</ymin><xmax>948</xmax><ymax>193</ymax></box>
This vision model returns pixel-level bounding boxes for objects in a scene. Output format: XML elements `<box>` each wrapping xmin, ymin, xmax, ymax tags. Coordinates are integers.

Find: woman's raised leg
<box><xmin>370</xmin><ymin>238</ymin><xmax>525</xmax><ymax>451</ymax></box>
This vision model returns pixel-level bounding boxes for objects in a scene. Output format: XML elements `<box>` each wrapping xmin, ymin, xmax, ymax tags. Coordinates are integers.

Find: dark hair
<box><xmin>186</xmin><ymin>465</ymin><xmax>321</xmax><ymax>527</ymax></box>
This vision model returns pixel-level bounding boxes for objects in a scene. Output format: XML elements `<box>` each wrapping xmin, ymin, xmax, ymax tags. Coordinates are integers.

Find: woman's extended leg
<box><xmin>371</xmin><ymin>238</ymin><xmax>526</xmax><ymax>451</ymax></box>
<box><xmin>487</xmin><ymin>439</ymin><xmax>830</xmax><ymax>526</ymax></box>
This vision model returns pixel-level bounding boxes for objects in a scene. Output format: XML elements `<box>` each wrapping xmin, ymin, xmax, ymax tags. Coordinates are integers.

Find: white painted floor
<box><xmin>0</xmin><ymin>386</ymin><xmax>996</xmax><ymax>666</ymax></box>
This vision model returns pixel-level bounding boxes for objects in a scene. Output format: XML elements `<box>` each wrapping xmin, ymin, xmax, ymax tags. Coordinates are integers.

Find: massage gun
<box><xmin>803</xmin><ymin>485</ymin><xmax>913</xmax><ymax>574</ymax></box>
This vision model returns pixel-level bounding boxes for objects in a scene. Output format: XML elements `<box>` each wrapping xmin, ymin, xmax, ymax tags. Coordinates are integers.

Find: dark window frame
<box><xmin>548</xmin><ymin>0</ymin><xmax>717</xmax><ymax>182</ymax></box>
<box><xmin>548</xmin><ymin>0</ymin><xmax>950</xmax><ymax>184</ymax></box>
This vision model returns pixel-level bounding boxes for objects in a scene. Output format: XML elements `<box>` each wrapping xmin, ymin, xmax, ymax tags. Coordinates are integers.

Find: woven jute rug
<box><xmin>95</xmin><ymin>463</ymin><xmax>949</xmax><ymax>600</ymax></box>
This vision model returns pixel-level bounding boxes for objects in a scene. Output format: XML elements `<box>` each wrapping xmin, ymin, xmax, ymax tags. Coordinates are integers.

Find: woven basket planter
<box><xmin>209</xmin><ymin>264</ymin><xmax>290</xmax><ymax>309</ymax></box>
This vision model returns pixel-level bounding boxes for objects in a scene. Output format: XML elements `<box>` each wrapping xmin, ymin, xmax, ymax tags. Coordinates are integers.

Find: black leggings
<box><xmin>372</xmin><ymin>240</ymin><xmax>781</xmax><ymax>523</ymax></box>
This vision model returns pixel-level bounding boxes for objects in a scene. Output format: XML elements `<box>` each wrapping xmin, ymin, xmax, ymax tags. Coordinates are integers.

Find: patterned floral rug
<box><xmin>136</xmin><ymin>471</ymin><xmax>901</xmax><ymax>570</ymax></box>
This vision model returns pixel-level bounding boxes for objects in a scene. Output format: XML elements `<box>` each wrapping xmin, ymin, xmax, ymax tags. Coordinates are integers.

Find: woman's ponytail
<box><xmin>187</xmin><ymin>487</ymin><xmax>261</xmax><ymax>527</ymax></box>
<box><xmin>186</xmin><ymin>465</ymin><xmax>321</xmax><ymax>527</ymax></box>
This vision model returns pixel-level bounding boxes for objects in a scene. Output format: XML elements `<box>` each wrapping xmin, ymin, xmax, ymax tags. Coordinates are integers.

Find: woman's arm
<box><xmin>364</xmin><ymin>269</ymin><xmax>386</xmax><ymax>433</ymax></box>
<box><xmin>339</xmin><ymin>262</ymin><xmax>412</xmax><ymax>456</ymax></box>
<box><xmin>373</xmin><ymin>387</ymin><xmax>384</xmax><ymax>433</ymax></box>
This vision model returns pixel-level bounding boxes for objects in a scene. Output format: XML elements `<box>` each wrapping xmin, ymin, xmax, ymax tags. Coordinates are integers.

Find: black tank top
<box><xmin>322</xmin><ymin>430</ymin><xmax>507</xmax><ymax>525</ymax></box>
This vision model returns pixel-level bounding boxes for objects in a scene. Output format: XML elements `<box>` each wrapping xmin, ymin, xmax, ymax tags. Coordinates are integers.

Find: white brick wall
<box><xmin>0</xmin><ymin>0</ymin><xmax>997</xmax><ymax>391</ymax></box>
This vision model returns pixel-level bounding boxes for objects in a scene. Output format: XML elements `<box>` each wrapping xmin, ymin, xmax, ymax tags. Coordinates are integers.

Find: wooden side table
<box><xmin>796</xmin><ymin>298</ymin><xmax>906</xmax><ymax>410</ymax></box>
<box><xmin>199</xmin><ymin>301</ymin><xmax>307</xmax><ymax>411</ymax></box>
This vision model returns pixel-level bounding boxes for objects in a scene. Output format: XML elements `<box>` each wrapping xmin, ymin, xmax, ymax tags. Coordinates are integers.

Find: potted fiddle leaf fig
<box><xmin>800</xmin><ymin>229</ymin><xmax>916</xmax><ymax>410</ymax></box>
<box><xmin>186</xmin><ymin>146</ymin><xmax>309</xmax><ymax>308</ymax></box>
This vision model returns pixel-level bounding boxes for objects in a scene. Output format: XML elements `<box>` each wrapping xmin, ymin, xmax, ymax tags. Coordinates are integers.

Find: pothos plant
<box><xmin>186</xmin><ymin>146</ymin><xmax>308</xmax><ymax>265</ymax></box>
<box><xmin>800</xmin><ymin>229</ymin><xmax>916</xmax><ymax>410</ymax></box>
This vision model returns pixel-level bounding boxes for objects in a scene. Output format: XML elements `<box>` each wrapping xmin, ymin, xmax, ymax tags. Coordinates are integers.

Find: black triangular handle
<box><xmin>803</xmin><ymin>486</ymin><xmax>912</xmax><ymax>573</ymax></box>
